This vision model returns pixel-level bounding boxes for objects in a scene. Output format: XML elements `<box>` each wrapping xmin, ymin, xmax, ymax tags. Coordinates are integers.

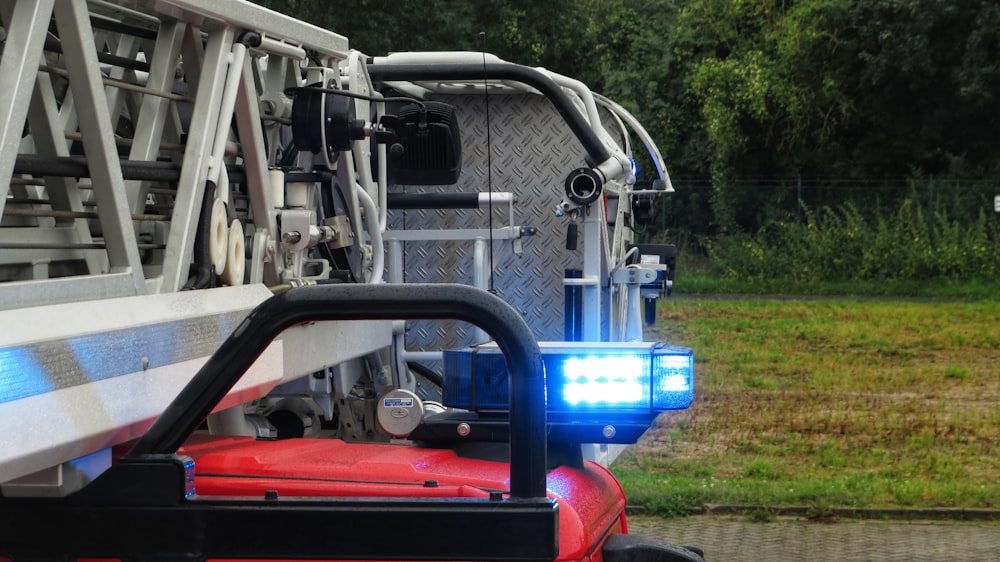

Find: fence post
<box><xmin>929</xmin><ymin>174</ymin><xmax>935</xmax><ymax>211</ymax></box>
<box><xmin>797</xmin><ymin>174</ymin><xmax>802</xmax><ymax>221</ymax></box>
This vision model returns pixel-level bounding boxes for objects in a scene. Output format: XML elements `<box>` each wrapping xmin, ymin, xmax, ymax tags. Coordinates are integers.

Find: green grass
<box><xmin>616</xmin><ymin>297</ymin><xmax>1000</xmax><ymax>516</ymax></box>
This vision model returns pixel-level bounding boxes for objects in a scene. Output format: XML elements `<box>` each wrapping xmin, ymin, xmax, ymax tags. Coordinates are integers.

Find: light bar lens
<box><xmin>442</xmin><ymin>342</ymin><xmax>694</xmax><ymax>413</ymax></box>
<box><xmin>652</xmin><ymin>353</ymin><xmax>694</xmax><ymax>410</ymax></box>
<box><xmin>559</xmin><ymin>355</ymin><xmax>650</xmax><ymax>408</ymax></box>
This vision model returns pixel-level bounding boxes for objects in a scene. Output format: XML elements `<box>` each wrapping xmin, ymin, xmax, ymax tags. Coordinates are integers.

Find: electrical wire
<box><xmin>481</xmin><ymin>32</ymin><xmax>496</xmax><ymax>293</ymax></box>
<box><xmin>283</xmin><ymin>85</ymin><xmax>425</xmax><ymax>111</ymax></box>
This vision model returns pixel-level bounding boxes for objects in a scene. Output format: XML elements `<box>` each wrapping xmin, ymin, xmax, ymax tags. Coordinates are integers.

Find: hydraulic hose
<box><xmin>182</xmin><ymin>180</ymin><xmax>217</xmax><ymax>290</ymax></box>
<box><xmin>367</xmin><ymin>61</ymin><xmax>610</xmax><ymax>166</ymax></box>
<box><xmin>355</xmin><ymin>185</ymin><xmax>384</xmax><ymax>283</ymax></box>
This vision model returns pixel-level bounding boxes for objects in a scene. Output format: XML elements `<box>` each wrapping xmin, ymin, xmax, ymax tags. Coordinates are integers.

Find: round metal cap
<box><xmin>376</xmin><ymin>388</ymin><xmax>424</xmax><ymax>437</ymax></box>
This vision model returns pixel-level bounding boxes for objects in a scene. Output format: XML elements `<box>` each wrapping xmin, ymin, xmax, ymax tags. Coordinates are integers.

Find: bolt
<box><xmin>282</xmin><ymin>230</ymin><xmax>302</xmax><ymax>244</ymax></box>
<box><xmin>602</xmin><ymin>425</ymin><xmax>617</xmax><ymax>439</ymax></box>
<box><xmin>457</xmin><ymin>422</ymin><xmax>472</xmax><ymax>437</ymax></box>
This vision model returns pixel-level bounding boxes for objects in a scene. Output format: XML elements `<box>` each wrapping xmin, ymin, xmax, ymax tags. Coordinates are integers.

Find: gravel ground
<box><xmin>626</xmin><ymin>514</ymin><xmax>1000</xmax><ymax>561</ymax></box>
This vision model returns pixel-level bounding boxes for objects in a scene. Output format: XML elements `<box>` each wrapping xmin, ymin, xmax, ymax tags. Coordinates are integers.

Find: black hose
<box><xmin>182</xmin><ymin>180</ymin><xmax>217</xmax><ymax>290</ymax></box>
<box><xmin>12</xmin><ymin>155</ymin><xmax>331</xmax><ymax>185</ymax></box>
<box><xmin>407</xmin><ymin>361</ymin><xmax>444</xmax><ymax>387</ymax></box>
<box><xmin>367</xmin><ymin>62</ymin><xmax>611</xmax><ymax>166</ymax></box>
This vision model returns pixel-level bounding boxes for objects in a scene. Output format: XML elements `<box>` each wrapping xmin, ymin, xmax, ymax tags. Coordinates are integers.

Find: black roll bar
<box><xmin>127</xmin><ymin>283</ymin><xmax>548</xmax><ymax>500</ymax></box>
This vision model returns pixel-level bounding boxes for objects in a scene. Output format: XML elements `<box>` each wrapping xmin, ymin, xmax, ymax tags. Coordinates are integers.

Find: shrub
<box><xmin>708</xmin><ymin>198</ymin><xmax>1000</xmax><ymax>284</ymax></box>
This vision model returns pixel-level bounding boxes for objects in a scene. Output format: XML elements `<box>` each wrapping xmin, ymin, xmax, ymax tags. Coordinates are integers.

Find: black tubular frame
<box><xmin>366</xmin><ymin>62</ymin><xmax>612</xmax><ymax>166</ymax></box>
<box><xmin>13</xmin><ymin>154</ymin><xmax>328</xmax><ymax>184</ymax></box>
<box><xmin>387</xmin><ymin>192</ymin><xmax>482</xmax><ymax>209</ymax></box>
<box><xmin>0</xmin><ymin>284</ymin><xmax>557</xmax><ymax>562</ymax></box>
<box><xmin>127</xmin><ymin>283</ymin><xmax>548</xmax><ymax>499</ymax></box>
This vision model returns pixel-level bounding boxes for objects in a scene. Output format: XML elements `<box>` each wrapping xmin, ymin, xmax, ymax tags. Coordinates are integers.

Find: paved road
<box><xmin>627</xmin><ymin>515</ymin><xmax>1000</xmax><ymax>561</ymax></box>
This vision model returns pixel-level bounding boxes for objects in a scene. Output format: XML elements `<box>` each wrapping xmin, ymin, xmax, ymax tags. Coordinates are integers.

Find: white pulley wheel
<box><xmin>221</xmin><ymin>219</ymin><xmax>245</xmax><ymax>286</ymax></box>
<box><xmin>208</xmin><ymin>198</ymin><xmax>228</xmax><ymax>275</ymax></box>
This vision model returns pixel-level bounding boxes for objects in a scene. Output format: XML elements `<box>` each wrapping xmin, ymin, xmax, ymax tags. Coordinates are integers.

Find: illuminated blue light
<box><xmin>629</xmin><ymin>158</ymin><xmax>639</xmax><ymax>177</ymax></box>
<box><xmin>442</xmin><ymin>342</ymin><xmax>694</xmax><ymax>413</ymax></box>
<box><xmin>559</xmin><ymin>355</ymin><xmax>649</xmax><ymax>408</ymax></box>
<box><xmin>652</xmin><ymin>353</ymin><xmax>694</xmax><ymax>410</ymax></box>
<box><xmin>183</xmin><ymin>457</ymin><xmax>197</xmax><ymax>498</ymax></box>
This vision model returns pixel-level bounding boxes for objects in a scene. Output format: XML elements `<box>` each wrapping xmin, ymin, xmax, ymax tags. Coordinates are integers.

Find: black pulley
<box><xmin>290</xmin><ymin>84</ymin><xmax>367</xmax><ymax>160</ymax></box>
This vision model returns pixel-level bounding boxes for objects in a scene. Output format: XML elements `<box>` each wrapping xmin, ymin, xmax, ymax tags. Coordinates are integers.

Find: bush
<box><xmin>707</xmin><ymin>199</ymin><xmax>1000</xmax><ymax>284</ymax></box>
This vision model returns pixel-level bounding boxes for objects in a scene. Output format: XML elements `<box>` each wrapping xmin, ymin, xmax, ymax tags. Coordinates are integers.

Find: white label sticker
<box><xmin>640</xmin><ymin>254</ymin><xmax>660</xmax><ymax>264</ymax></box>
<box><xmin>384</xmin><ymin>397</ymin><xmax>414</xmax><ymax>408</ymax></box>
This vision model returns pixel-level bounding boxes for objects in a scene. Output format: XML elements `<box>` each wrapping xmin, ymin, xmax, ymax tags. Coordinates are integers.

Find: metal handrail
<box><xmin>366</xmin><ymin>62</ymin><xmax>611</xmax><ymax>166</ymax></box>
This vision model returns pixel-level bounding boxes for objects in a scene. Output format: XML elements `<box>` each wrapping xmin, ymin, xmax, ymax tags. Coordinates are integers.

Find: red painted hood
<box><xmin>179</xmin><ymin>436</ymin><xmax>628</xmax><ymax>561</ymax></box>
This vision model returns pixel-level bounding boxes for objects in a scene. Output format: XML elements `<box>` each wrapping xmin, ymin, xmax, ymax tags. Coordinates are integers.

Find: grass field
<box><xmin>613</xmin><ymin>297</ymin><xmax>1000</xmax><ymax>517</ymax></box>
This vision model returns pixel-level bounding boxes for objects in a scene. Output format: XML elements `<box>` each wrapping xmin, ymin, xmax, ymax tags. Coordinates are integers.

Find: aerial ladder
<box><xmin>0</xmin><ymin>1</ymin><xmax>698</xmax><ymax>560</ymax></box>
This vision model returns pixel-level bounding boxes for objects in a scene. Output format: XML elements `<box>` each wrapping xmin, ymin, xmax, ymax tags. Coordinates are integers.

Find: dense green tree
<box><xmin>253</xmin><ymin>0</ymin><xmax>598</xmax><ymax>75</ymax></box>
<box><xmin>251</xmin><ymin>0</ymin><xmax>1000</xmax><ymax>236</ymax></box>
<box><xmin>592</xmin><ymin>0</ymin><xmax>1000</xmax><ymax>232</ymax></box>
<box><xmin>848</xmin><ymin>0</ymin><xmax>1000</xmax><ymax>177</ymax></box>
<box><xmin>252</xmin><ymin>0</ymin><xmax>477</xmax><ymax>53</ymax></box>
<box><xmin>586</xmin><ymin>1</ymin><xmax>713</xmax><ymax>174</ymax></box>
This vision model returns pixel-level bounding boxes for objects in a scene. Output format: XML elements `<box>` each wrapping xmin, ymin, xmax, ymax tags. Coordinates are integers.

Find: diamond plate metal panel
<box><xmin>388</xmin><ymin>94</ymin><xmax>622</xmax><ymax>351</ymax></box>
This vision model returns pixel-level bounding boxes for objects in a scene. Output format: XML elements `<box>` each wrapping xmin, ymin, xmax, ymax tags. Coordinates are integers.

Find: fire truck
<box><xmin>0</xmin><ymin>1</ymin><xmax>701</xmax><ymax>560</ymax></box>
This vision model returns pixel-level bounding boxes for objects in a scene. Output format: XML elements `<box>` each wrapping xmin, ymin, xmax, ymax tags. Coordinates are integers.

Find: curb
<box><xmin>626</xmin><ymin>504</ymin><xmax>1000</xmax><ymax>522</ymax></box>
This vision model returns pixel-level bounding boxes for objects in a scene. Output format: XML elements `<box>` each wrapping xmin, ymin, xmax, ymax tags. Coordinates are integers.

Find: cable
<box><xmin>407</xmin><ymin>361</ymin><xmax>444</xmax><ymax>388</ymax></box>
<box><xmin>481</xmin><ymin>32</ymin><xmax>496</xmax><ymax>293</ymax></box>
<box><xmin>283</xmin><ymin>85</ymin><xmax>425</xmax><ymax>111</ymax></box>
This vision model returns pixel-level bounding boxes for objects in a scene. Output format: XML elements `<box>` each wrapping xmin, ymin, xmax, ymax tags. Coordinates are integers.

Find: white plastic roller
<box><xmin>268</xmin><ymin>168</ymin><xmax>285</xmax><ymax>208</ymax></box>
<box><xmin>286</xmin><ymin>182</ymin><xmax>310</xmax><ymax>208</ymax></box>
<box><xmin>208</xmin><ymin>198</ymin><xmax>229</xmax><ymax>275</ymax></box>
<box><xmin>221</xmin><ymin>219</ymin><xmax>245</xmax><ymax>286</ymax></box>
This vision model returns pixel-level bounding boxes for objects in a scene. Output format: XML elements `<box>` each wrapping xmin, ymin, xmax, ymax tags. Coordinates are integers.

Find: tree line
<box><xmin>254</xmin><ymin>0</ymin><xmax>1000</xmax><ymax>238</ymax></box>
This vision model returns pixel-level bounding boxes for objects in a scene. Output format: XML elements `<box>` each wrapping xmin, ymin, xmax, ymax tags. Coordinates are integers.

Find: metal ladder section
<box><xmin>0</xmin><ymin>0</ymin><xmax>394</xmax><ymax>486</ymax></box>
<box><xmin>0</xmin><ymin>0</ymin><xmax>361</xmax><ymax>308</ymax></box>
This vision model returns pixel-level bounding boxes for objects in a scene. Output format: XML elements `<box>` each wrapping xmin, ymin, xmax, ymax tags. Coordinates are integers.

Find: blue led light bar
<box><xmin>561</xmin><ymin>355</ymin><xmax>648</xmax><ymax>407</ymax></box>
<box><xmin>442</xmin><ymin>341</ymin><xmax>694</xmax><ymax>414</ymax></box>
